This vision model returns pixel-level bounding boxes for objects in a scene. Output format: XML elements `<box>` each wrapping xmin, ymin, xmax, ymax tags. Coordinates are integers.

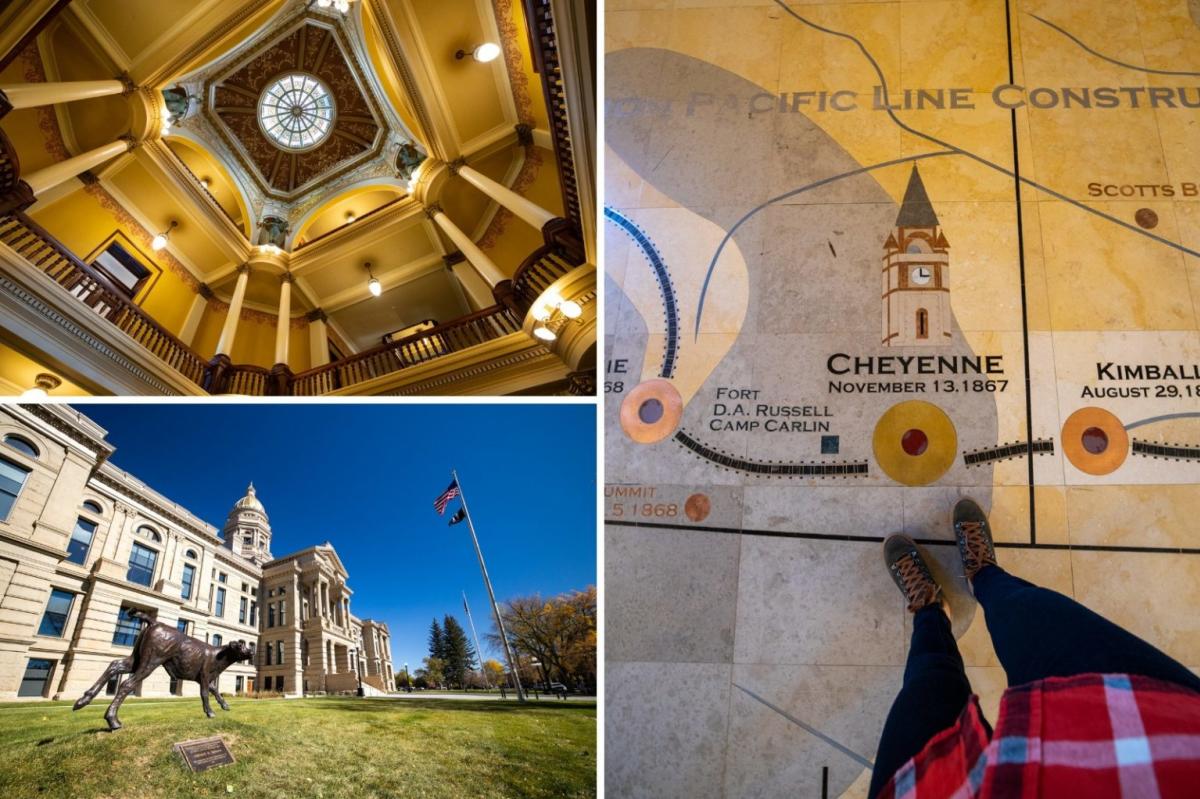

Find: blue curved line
<box><xmin>604</xmin><ymin>206</ymin><xmax>679</xmax><ymax>377</ymax></box>
<box><xmin>1125</xmin><ymin>412</ymin><xmax>1200</xmax><ymax>431</ymax></box>
<box><xmin>694</xmin><ymin>150</ymin><xmax>956</xmax><ymax>338</ymax></box>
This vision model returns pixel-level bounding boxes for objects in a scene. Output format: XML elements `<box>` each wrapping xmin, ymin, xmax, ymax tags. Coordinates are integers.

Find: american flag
<box><xmin>433</xmin><ymin>479</ymin><xmax>460</xmax><ymax>515</ymax></box>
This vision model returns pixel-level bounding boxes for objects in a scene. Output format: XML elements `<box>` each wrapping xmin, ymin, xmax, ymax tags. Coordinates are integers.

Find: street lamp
<box><xmin>531</xmin><ymin>658</ymin><xmax>551</xmax><ymax>693</ymax></box>
<box><xmin>403</xmin><ymin>662</ymin><xmax>412</xmax><ymax>693</ymax></box>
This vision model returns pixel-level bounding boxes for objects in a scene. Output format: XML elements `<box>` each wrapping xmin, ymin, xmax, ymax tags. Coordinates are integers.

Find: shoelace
<box><xmin>958</xmin><ymin>521</ymin><xmax>993</xmax><ymax>569</ymax></box>
<box><xmin>895</xmin><ymin>553</ymin><xmax>936</xmax><ymax>611</ymax></box>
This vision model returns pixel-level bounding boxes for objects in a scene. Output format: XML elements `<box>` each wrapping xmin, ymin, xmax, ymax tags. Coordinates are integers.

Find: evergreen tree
<box><xmin>442</xmin><ymin>614</ymin><xmax>475</xmax><ymax>688</ymax></box>
<box><xmin>428</xmin><ymin>618</ymin><xmax>445</xmax><ymax>662</ymax></box>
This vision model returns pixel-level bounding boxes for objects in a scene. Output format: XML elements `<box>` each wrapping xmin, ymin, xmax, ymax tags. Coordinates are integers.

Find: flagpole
<box><xmin>453</xmin><ymin>469</ymin><xmax>526</xmax><ymax>702</ymax></box>
<box><xmin>462</xmin><ymin>591</ymin><xmax>491</xmax><ymax>689</ymax></box>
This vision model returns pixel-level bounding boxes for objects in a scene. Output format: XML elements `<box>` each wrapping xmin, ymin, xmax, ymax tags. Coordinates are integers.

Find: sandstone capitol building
<box><xmin>0</xmin><ymin>403</ymin><xmax>394</xmax><ymax>700</ymax></box>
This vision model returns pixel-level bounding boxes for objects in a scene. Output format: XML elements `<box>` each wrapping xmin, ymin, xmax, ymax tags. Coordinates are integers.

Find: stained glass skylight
<box><xmin>257</xmin><ymin>73</ymin><xmax>335</xmax><ymax>151</ymax></box>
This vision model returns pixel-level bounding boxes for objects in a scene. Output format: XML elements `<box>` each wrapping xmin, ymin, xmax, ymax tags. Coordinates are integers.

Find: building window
<box><xmin>279</xmin><ymin>599</ymin><xmax>286</xmax><ymax>626</ymax></box>
<box><xmin>266</xmin><ymin>644</ymin><xmax>273</xmax><ymax>666</ymax></box>
<box><xmin>212</xmin><ymin>634</ymin><xmax>222</xmax><ymax>646</ymax></box>
<box><xmin>113</xmin><ymin>606</ymin><xmax>144</xmax><ymax>646</ymax></box>
<box><xmin>0</xmin><ymin>456</ymin><xmax>31</xmax><ymax>522</ymax></box>
<box><xmin>916</xmin><ymin>308</ymin><xmax>929</xmax><ymax>339</ymax></box>
<box><xmin>81</xmin><ymin>500</ymin><xmax>102</xmax><ymax>514</ymax></box>
<box><xmin>218</xmin><ymin>572</ymin><xmax>227</xmax><ymax>584</ymax></box>
<box><xmin>3</xmin><ymin>434</ymin><xmax>39</xmax><ymax>458</ymax></box>
<box><xmin>250</xmin><ymin>601</ymin><xmax>258</xmax><ymax>627</ymax></box>
<box><xmin>258</xmin><ymin>73</ymin><xmax>334</xmax><ymax>151</ymax></box>
<box><xmin>91</xmin><ymin>240</ymin><xmax>151</xmax><ymax>297</ymax></box>
<box><xmin>215</xmin><ymin>587</ymin><xmax>226</xmax><ymax>618</ymax></box>
<box><xmin>105</xmin><ymin>675</ymin><xmax>121</xmax><ymax>695</ymax></box>
<box><xmin>66</xmin><ymin>517</ymin><xmax>98</xmax><ymax>565</ymax></box>
<box><xmin>137</xmin><ymin>525</ymin><xmax>162</xmax><ymax>543</ymax></box>
<box><xmin>276</xmin><ymin>641</ymin><xmax>284</xmax><ymax>665</ymax></box>
<box><xmin>18</xmin><ymin>658</ymin><xmax>54</xmax><ymax>697</ymax></box>
<box><xmin>181</xmin><ymin>563</ymin><xmax>196</xmax><ymax>600</ymax></box>
<box><xmin>185</xmin><ymin>548</ymin><xmax>197</xmax><ymax>560</ymax></box>
<box><xmin>126</xmin><ymin>543</ymin><xmax>158</xmax><ymax>587</ymax></box>
<box><xmin>239</xmin><ymin>597</ymin><xmax>247</xmax><ymax>624</ymax></box>
<box><xmin>177</xmin><ymin>619</ymin><xmax>190</xmax><ymax>635</ymax></box>
<box><xmin>268</xmin><ymin>603</ymin><xmax>275</xmax><ymax>628</ymax></box>
<box><xmin>236</xmin><ymin>676</ymin><xmax>244</xmax><ymax>694</ymax></box>
<box><xmin>38</xmin><ymin>588</ymin><xmax>74</xmax><ymax>637</ymax></box>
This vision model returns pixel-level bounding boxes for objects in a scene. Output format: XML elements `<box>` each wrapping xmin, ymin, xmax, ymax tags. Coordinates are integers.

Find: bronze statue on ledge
<box><xmin>73</xmin><ymin>609</ymin><xmax>255</xmax><ymax>731</ymax></box>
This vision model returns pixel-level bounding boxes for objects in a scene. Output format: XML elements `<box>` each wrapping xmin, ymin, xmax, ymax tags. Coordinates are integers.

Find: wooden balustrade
<box><xmin>223</xmin><ymin>364</ymin><xmax>270</xmax><ymax>396</ymax></box>
<box><xmin>511</xmin><ymin>243</ymin><xmax>575</xmax><ymax>311</ymax></box>
<box><xmin>0</xmin><ymin>126</ymin><xmax>35</xmax><ymax>216</ymax></box>
<box><xmin>524</xmin><ymin>0</ymin><xmax>581</xmax><ymax>228</ymax></box>
<box><xmin>290</xmin><ymin>305</ymin><xmax>521</xmax><ymax>396</ymax></box>
<box><xmin>0</xmin><ymin>211</ymin><xmax>209</xmax><ymax>385</ymax></box>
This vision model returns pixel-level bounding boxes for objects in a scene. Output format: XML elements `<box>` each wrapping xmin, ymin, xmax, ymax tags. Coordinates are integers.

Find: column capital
<box><xmin>197</xmin><ymin>282</ymin><xmax>215</xmax><ymax>300</ymax></box>
<box><xmin>442</xmin><ymin>251</ymin><xmax>466</xmax><ymax>268</ymax></box>
<box><xmin>117</xmin><ymin>73</ymin><xmax>137</xmax><ymax>96</ymax></box>
<box><xmin>0</xmin><ymin>89</ymin><xmax>11</xmax><ymax>119</ymax></box>
<box><xmin>78</xmin><ymin>170</ymin><xmax>100</xmax><ymax>186</ymax></box>
<box><xmin>515</xmin><ymin>123</ymin><xmax>534</xmax><ymax>146</ymax></box>
<box><xmin>423</xmin><ymin>203</ymin><xmax>443</xmax><ymax>220</ymax></box>
<box><xmin>280</xmin><ymin>271</ymin><xmax>295</xmax><ymax>285</ymax></box>
<box><xmin>118</xmin><ymin>134</ymin><xmax>140</xmax><ymax>151</ymax></box>
<box><xmin>306</xmin><ymin>308</ymin><xmax>328</xmax><ymax>323</ymax></box>
<box><xmin>236</xmin><ymin>263</ymin><xmax>251</xmax><ymax>276</ymax></box>
<box><xmin>446</xmin><ymin>157</ymin><xmax>466</xmax><ymax>176</ymax></box>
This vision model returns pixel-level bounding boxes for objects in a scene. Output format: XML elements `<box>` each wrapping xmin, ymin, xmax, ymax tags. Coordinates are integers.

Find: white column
<box><xmin>179</xmin><ymin>287</ymin><xmax>210</xmax><ymax>347</ymax></box>
<box><xmin>427</xmin><ymin>206</ymin><xmax>507</xmax><ymax>287</ymax></box>
<box><xmin>458</xmin><ymin>164</ymin><xmax>556</xmax><ymax>230</ymax></box>
<box><xmin>22</xmin><ymin>139</ymin><xmax>132</xmax><ymax>196</ymax></box>
<box><xmin>273</xmin><ymin>274</ymin><xmax>293</xmax><ymax>366</ymax></box>
<box><xmin>1</xmin><ymin>80</ymin><xmax>126</xmax><ymax>109</ymax></box>
<box><xmin>215</xmin><ymin>265</ymin><xmax>250</xmax><ymax>357</ymax></box>
<box><xmin>308</xmin><ymin>310</ymin><xmax>329</xmax><ymax>367</ymax></box>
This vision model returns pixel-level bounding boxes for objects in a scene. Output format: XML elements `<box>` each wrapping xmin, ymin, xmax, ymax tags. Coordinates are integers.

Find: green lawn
<box><xmin>0</xmin><ymin>696</ymin><xmax>596</xmax><ymax>799</ymax></box>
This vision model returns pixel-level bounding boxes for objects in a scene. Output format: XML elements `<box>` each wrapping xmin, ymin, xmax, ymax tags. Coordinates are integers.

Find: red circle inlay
<box><xmin>1082</xmin><ymin>426</ymin><xmax>1109</xmax><ymax>454</ymax></box>
<box><xmin>901</xmin><ymin>429</ymin><xmax>929</xmax><ymax>456</ymax></box>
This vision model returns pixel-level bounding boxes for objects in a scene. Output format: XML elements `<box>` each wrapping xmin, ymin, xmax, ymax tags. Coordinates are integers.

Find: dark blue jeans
<box><xmin>868</xmin><ymin>564</ymin><xmax>1200</xmax><ymax>799</ymax></box>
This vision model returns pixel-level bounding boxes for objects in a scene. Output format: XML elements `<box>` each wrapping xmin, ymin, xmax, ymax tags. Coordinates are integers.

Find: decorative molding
<box><xmin>478</xmin><ymin>145</ymin><xmax>544</xmax><ymax>251</ymax></box>
<box><xmin>446</xmin><ymin>157</ymin><xmax>466</xmax><ymax>176</ymax></box>
<box><xmin>17</xmin><ymin>404</ymin><xmax>112</xmax><ymax>458</ymax></box>
<box><xmin>382</xmin><ymin>344</ymin><xmax>560</xmax><ymax>396</ymax></box>
<box><xmin>81</xmin><ymin>183</ymin><xmax>202</xmax><ymax>292</ymax></box>
<box><xmin>306</xmin><ymin>307</ymin><xmax>327</xmax><ymax>323</ymax></box>
<box><xmin>17</xmin><ymin>43</ymin><xmax>69</xmax><ymax>161</ymax></box>
<box><xmin>514</xmin><ymin>123</ymin><xmax>533</xmax><ymax>146</ymax></box>
<box><xmin>492</xmin><ymin>0</ymin><xmax>535</xmax><ymax>126</ymax></box>
<box><xmin>0</xmin><ymin>273</ymin><xmax>185</xmax><ymax>395</ymax></box>
<box><xmin>423</xmin><ymin>203</ymin><xmax>442</xmax><ymax>220</ymax></box>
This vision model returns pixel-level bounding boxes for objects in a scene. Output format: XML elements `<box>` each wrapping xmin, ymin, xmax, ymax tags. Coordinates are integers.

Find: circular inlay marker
<box><xmin>1135</xmin><ymin>208</ymin><xmax>1159</xmax><ymax>230</ymax></box>
<box><xmin>620</xmin><ymin>379</ymin><xmax>683</xmax><ymax>444</ymax></box>
<box><xmin>639</xmin><ymin>398</ymin><xmax>664</xmax><ymax>424</ymax></box>
<box><xmin>685</xmin><ymin>493</ymin><xmax>711</xmax><ymax>522</ymax></box>
<box><xmin>1081</xmin><ymin>426</ymin><xmax>1108</xmax><ymax>454</ymax></box>
<box><xmin>873</xmin><ymin>401</ymin><xmax>957</xmax><ymax>486</ymax></box>
<box><xmin>1062</xmin><ymin>407</ymin><xmax>1127</xmax><ymax>475</ymax></box>
<box><xmin>901</xmin><ymin>428</ymin><xmax>929</xmax><ymax>456</ymax></box>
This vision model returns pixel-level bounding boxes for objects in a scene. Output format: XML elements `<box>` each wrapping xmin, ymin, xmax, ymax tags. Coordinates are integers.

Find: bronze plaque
<box><xmin>174</xmin><ymin>736</ymin><xmax>235</xmax><ymax>772</ymax></box>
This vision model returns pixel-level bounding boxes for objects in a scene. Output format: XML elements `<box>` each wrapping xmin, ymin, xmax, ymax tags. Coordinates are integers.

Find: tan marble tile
<box><xmin>606</xmin><ymin>661</ymin><xmax>732</xmax><ymax>799</ymax></box>
<box><xmin>734</xmin><ymin>537</ymin><xmax>908</xmax><ymax>666</ymax></box>
<box><xmin>899</xmin><ymin>0</ymin><xmax>1010</xmax><ymax>91</ymax></box>
<box><xmin>1066</xmin><ymin>485</ymin><xmax>1200</xmax><ymax>549</ymax></box>
<box><xmin>1071</xmin><ymin>550</ymin><xmax>1200</xmax><ymax>666</ymax></box>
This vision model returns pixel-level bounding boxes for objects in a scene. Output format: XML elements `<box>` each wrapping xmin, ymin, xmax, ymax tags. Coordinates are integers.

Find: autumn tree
<box><xmin>487</xmin><ymin>585</ymin><xmax>597</xmax><ymax>692</ymax></box>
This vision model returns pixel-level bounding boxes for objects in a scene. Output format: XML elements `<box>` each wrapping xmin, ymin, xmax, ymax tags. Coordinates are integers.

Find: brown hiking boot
<box><xmin>954</xmin><ymin>498</ymin><xmax>997</xmax><ymax>581</ymax></box>
<box><xmin>883</xmin><ymin>534</ymin><xmax>943</xmax><ymax>613</ymax></box>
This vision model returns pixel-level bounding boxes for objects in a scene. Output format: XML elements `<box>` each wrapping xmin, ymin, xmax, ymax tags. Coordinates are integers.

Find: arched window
<box><xmin>3</xmin><ymin>435</ymin><xmax>39</xmax><ymax>458</ymax></box>
<box><xmin>905</xmin><ymin>237</ymin><xmax>932</xmax><ymax>254</ymax></box>
<box><xmin>916</xmin><ymin>309</ymin><xmax>929</xmax><ymax>339</ymax></box>
<box><xmin>212</xmin><ymin>634</ymin><xmax>223</xmax><ymax>647</ymax></box>
<box><xmin>184</xmin><ymin>549</ymin><xmax>197</xmax><ymax>560</ymax></box>
<box><xmin>136</xmin><ymin>525</ymin><xmax>162</xmax><ymax>543</ymax></box>
<box><xmin>81</xmin><ymin>500</ymin><xmax>102</xmax><ymax>515</ymax></box>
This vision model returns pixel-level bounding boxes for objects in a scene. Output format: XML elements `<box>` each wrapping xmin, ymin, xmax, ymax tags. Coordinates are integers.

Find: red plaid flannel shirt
<box><xmin>877</xmin><ymin>674</ymin><xmax>1200</xmax><ymax>799</ymax></box>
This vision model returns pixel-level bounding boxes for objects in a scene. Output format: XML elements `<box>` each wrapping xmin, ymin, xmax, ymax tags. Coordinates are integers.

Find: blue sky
<box><xmin>80</xmin><ymin>403</ymin><xmax>597</xmax><ymax>676</ymax></box>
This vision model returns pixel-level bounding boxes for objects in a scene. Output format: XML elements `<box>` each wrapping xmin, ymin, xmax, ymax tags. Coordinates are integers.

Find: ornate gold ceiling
<box><xmin>206</xmin><ymin>16</ymin><xmax>384</xmax><ymax>199</ymax></box>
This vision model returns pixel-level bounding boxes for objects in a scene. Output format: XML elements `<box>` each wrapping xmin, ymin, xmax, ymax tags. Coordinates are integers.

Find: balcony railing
<box><xmin>512</xmin><ymin>242</ymin><xmax>576</xmax><ymax>312</ymax></box>
<box><xmin>0</xmin><ymin>211</ymin><xmax>209</xmax><ymax>384</ymax></box>
<box><xmin>290</xmin><ymin>304</ymin><xmax>522</xmax><ymax>396</ymax></box>
<box><xmin>524</xmin><ymin>0</ymin><xmax>581</xmax><ymax>228</ymax></box>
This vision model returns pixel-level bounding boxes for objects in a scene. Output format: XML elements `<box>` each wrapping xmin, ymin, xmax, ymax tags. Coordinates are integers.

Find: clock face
<box><xmin>911</xmin><ymin>266</ymin><xmax>933</xmax><ymax>285</ymax></box>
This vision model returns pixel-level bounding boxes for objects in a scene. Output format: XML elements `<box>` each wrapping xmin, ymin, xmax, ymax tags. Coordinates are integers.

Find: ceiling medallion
<box><xmin>258</xmin><ymin>73</ymin><xmax>336</xmax><ymax>152</ymax></box>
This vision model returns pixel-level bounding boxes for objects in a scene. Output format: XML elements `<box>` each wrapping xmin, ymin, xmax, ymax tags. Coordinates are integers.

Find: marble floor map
<box><xmin>603</xmin><ymin>0</ymin><xmax>1200</xmax><ymax>796</ymax></box>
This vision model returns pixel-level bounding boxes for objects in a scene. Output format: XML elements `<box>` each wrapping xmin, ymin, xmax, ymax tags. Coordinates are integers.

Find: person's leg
<box><xmin>954</xmin><ymin>498</ymin><xmax>1200</xmax><ymax>693</ymax></box>
<box><xmin>870</xmin><ymin>535</ymin><xmax>975</xmax><ymax>799</ymax></box>
<box><xmin>972</xmin><ymin>564</ymin><xmax>1200</xmax><ymax>692</ymax></box>
<box><xmin>869</xmin><ymin>605</ymin><xmax>974</xmax><ymax>799</ymax></box>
